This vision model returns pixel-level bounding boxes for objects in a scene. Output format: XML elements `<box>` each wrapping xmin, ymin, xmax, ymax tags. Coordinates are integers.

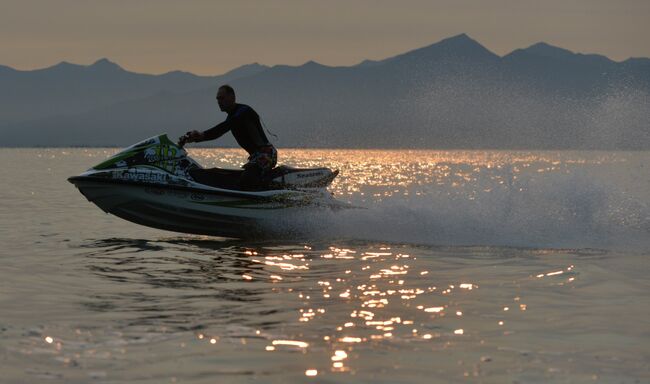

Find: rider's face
<box><xmin>216</xmin><ymin>89</ymin><xmax>235</xmax><ymax>112</ymax></box>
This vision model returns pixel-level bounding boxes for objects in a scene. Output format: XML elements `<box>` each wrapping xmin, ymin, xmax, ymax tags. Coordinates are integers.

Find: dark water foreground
<box><xmin>0</xmin><ymin>148</ymin><xmax>648</xmax><ymax>383</ymax></box>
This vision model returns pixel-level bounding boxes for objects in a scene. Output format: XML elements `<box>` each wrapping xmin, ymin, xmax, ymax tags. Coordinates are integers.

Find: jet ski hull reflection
<box><xmin>68</xmin><ymin>134</ymin><xmax>344</xmax><ymax>237</ymax></box>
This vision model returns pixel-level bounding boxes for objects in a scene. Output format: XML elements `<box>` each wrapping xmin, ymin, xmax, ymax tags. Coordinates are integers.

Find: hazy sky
<box><xmin>2</xmin><ymin>0</ymin><xmax>649</xmax><ymax>75</ymax></box>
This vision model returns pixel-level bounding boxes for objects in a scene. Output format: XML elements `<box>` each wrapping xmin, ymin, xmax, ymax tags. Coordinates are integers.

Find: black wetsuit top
<box><xmin>203</xmin><ymin>103</ymin><xmax>272</xmax><ymax>155</ymax></box>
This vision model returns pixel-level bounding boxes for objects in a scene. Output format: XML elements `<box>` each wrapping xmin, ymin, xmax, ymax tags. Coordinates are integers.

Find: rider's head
<box><xmin>216</xmin><ymin>85</ymin><xmax>236</xmax><ymax>112</ymax></box>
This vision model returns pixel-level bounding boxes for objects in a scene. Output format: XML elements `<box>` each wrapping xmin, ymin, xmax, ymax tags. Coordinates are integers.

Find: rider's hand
<box><xmin>178</xmin><ymin>130</ymin><xmax>203</xmax><ymax>147</ymax></box>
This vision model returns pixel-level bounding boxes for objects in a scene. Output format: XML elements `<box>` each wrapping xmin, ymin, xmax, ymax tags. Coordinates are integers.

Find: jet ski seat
<box><xmin>189</xmin><ymin>168</ymin><xmax>246</xmax><ymax>190</ymax></box>
<box><xmin>189</xmin><ymin>167</ymin><xmax>283</xmax><ymax>191</ymax></box>
<box><xmin>189</xmin><ymin>165</ymin><xmax>338</xmax><ymax>191</ymax></box>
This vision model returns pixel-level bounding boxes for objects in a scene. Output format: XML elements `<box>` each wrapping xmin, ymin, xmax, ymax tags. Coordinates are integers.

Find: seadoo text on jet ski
<box><xmin>68</xmin><ymin>134</ymin><xmax>347</xmax><ymax>238</ymax></box>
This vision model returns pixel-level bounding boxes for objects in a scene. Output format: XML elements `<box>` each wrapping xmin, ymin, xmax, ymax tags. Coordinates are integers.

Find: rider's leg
<box><xmin>240</xmin><ymin>163</ymin><xmax>264</xmax><ymax>191</ymax></box>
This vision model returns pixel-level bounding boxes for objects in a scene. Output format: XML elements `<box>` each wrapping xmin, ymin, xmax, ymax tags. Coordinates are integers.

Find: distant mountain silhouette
<box><xmin>1</xmin><ymin>34</ymin><xmax>648</xmax><ymax>149</ymax></box>
<box><xmin>387</xmin><ymin>33</ymin><xmax>500</xmax><ymax>64</ymax></box>
<box><xmin>0</xmin><ymin>59</ymin><xmax>269</xmax><ymax>125</ymax></box>
<box><xmin>523</xmin><ymin>42</ymin><xmax>613</xmax><ymax>65</ymax></box>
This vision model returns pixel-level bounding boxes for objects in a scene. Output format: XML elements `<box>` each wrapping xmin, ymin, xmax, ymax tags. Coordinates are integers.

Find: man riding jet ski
<box><xmin>68</xmin><ymin>84</ymin><xmax>345</xmax><ymax>237</ymax></box>
<box><xmin>179</xmin><ymin>84</ymin><xmax>277</xmax><ymax>191</ymax></box>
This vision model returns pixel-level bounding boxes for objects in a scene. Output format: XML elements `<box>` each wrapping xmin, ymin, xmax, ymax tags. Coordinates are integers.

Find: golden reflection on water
<box><xmin>199</xmin><ymin>240</ymin><xmax>589</xmax><ymax>378</ymax></box>
<box><xmin>226</xmin><ymin>244</ymin><xmax>497</xmax><ymax>377</ymax></box>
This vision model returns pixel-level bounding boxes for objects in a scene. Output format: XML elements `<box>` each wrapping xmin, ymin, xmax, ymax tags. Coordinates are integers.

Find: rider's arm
<box><xmin>179</xmin><ymin>108</ymin><xmax>245</xmax><ymax>145</ymax></box>
<box><xmin>202</xmin><ymin>118</ymin><xmax>237</xmax><ymax>141</ymax></box>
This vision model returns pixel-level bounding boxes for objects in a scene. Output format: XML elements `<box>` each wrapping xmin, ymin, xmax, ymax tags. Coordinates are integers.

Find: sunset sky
<box><xmin>2</xmin><ymin>0</ymin><xmax>649</xmax><ymax>75</ymax></box>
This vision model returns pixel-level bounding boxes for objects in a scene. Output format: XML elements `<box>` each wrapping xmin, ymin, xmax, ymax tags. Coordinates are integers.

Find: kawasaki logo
<box><xmin>296</xmin><ymin>171</ymin><xmax>324</xmax><ymax>178</ymax></box>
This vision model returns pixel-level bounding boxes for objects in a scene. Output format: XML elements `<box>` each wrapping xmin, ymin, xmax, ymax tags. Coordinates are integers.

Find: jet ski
<box><xmin>68</xmin><ymin>134</ymin><xmax>343</xmax><ymax>237</ymax></box>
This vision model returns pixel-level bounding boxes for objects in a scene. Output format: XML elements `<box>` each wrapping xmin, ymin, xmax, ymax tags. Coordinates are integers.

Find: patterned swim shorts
<box><xmin>245</xmin><ymin>145</ymin><xmax>277</xmax><ymax>171</ymax></box>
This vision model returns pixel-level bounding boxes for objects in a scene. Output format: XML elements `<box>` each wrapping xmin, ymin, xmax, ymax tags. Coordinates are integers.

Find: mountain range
<box><xmin>1</xmin><ymin>34</ymin><xmax>648</xmax><ymax>149</ymax></box>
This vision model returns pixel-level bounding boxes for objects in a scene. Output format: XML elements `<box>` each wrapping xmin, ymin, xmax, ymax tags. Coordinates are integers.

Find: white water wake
<box><xmin>283</xmin><ymin>159</ymin><xmax>650</xmax><ymax>249</ymax></box>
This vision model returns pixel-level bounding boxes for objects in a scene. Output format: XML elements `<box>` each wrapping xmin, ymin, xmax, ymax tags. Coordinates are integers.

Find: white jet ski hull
<box><xmin>68</xmin><ymin>134</ymin><xmax>344</xmax><ymax>237</ymax></box>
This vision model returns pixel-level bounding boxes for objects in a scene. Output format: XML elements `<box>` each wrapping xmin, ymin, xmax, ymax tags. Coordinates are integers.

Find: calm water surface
<box><xmin>0</xmin><ymin>148</ymin><xmax>648</xmax><ymax>383</ymax></box>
